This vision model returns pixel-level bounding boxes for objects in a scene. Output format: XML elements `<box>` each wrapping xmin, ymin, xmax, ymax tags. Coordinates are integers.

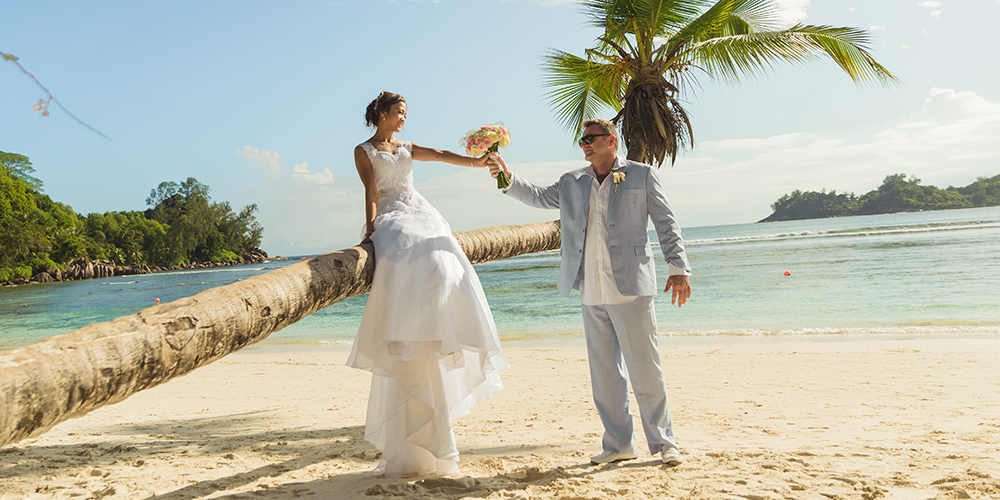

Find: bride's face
<box><xmin>380</xmin><ymin>102</ymin><xmax>407</xmax><ymax>132</ymax></box>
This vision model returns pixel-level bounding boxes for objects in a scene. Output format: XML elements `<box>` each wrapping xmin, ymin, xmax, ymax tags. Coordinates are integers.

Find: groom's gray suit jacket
<box><xmin>504</xmin><ymin>157</ymin><xmax>692</xmax><ymax>297</ymax></box>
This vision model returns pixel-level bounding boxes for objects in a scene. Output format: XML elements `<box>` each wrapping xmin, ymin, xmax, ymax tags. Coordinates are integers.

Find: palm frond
<box><xmin>597</xmin><ymin>36</ymin><xmax>632</xmax><ymax>61</ymax></box>
<box><xmin>724</xmin><ymin>0</ymin><xmax>780</xmax><ymax>32</ymax></box>
<box><xmin>541</xmin><ymin>49</ymin><xmax>627</xmax><ymax>138</ymax></box>
<box><xmin>584</xmin><ymin>0</ymin><xmax>705</xmax><ymax>45</ymax></box>
<box><xmin>685</xmin><ymin>24</ymin><xmax>899</xmax><ymax>86</ymax></box>
<box><xmin>658</xmin><ymin>0</ymin><xmax>776</xmax><ymax>66</ymax></box>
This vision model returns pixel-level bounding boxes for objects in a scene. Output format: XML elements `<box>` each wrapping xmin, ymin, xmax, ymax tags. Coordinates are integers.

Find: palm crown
<box><xmin>543</xmin><ymin>0</ymin><xmax>899</xmax><ymax>167</ymax></box>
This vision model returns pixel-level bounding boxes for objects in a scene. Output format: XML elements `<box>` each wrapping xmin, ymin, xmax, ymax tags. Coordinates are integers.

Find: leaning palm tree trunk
<box><xmin>0</xmin><ymin>220</ymin><xmax>561</xmax><ymax>449</ymax></box>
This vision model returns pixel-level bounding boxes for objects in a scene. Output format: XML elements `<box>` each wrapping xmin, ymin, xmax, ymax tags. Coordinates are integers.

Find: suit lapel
<box><xmin>607</xmin><ymin>159</ymin><xmax>629</xmax><ymax>208</ymax></box>
<box><xmin>577</xmin><ymin>172</ymin><xmax>591</xmax><ymax>225</ymax></box>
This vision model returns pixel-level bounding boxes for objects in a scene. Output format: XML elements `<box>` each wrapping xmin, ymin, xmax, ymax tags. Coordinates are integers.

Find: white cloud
<box><xmin>233</xmin><ymin>147</ymin><xmax>342</xmax><ymax>254</ymax></box>
<box><xmin>922</xmin><ymin>87</ymin><xmax>998</xmax><ymax>122</ymax></box>
<box><xmin>235</xmin><ymin>146</ymin><xmax>334</xmax><ymax>184</ymax></box>
<box><xmin>901</xmin><ymin>44</ymin><xmax>912</xmax><ymax>49</ymax></box>
<box><xmin>291</xmin><ymin>162</ymin><xmax>334</xmax><ymax>184</ymax></box>
<box><xmin>235</xmin><ymin>145</ymin><xmax>283</xmax><ymax>180</ymax></box>
<box><xmin>709</xmin><ymin>132</ymin><xmax>830</xmax><ymax>152</ymax></box>
<box><xmin>870</xmin><ymin>25</ymin><xmax>886</xmax><ymax>31</ymax></box>
<box><xmin>917</xmin><ymin>1</ymin><xmax>945</xmax><ymax>17</ymax></box>
<box><xmin>772</xmin><ymin>0</ymin><xmax>810</xmax><ymax>26</ymax></box>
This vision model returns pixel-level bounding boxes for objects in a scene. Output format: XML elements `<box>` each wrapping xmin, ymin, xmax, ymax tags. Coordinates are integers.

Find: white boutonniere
<box><xmin>611</xmin><ymin>168</ymin><xmax>626</xmax><ymax>191</ymax></box>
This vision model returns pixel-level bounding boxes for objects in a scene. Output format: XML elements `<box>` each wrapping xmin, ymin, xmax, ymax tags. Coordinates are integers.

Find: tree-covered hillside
<box><xmin>1</xmin><ymin>151</ymin><xmax>263</xmax><ymax>283</ymax></box>
<box><xmin>761</xmin><ymin>173</ymin><xmax>998</xmax><ymax>222</ymax></box>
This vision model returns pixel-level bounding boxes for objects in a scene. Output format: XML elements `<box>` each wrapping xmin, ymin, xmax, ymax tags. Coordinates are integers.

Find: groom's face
<box><xmin>580</xmin><ymin>125</ymin><xmax>616</xmax><ymax>164</ymax></box>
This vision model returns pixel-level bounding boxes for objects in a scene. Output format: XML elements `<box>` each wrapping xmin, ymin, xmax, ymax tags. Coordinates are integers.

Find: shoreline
<box><xmin>0</xmin><ymin>250</ymin><xmax>287</xmax><ymax>288</ymax></box>
<box><xmin>2</xmin><ymin>337</ymin><xmax>998</xmax><ymax>499</ymax></box>
<box><xmin>249</xmin><ymin>325</ymin><xmax>1000</xmax><ymax>355</ymax></box>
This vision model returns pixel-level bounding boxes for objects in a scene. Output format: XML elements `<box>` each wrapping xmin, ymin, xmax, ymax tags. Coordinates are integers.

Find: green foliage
<box><xmin>213</xmin><ymin>201</ymin><xmax>263</xmax><ymax>257</ymax></box>
<box><xmin>0</xmin><ymin>266</ymin><xmax>32</xmax><ymax>281</ymax></box>
<box><xmin>212</xmin><ymin>249</ymin><xmax>240</xmax><ymax>263</ymax></box>
<box><xmin>769</xmin><ymin>189</ymin><xmax>858</xmax><ymax>220</ymax></box>
<box><xmin>1</xmin><ymin>151</ymin><xmax>43</xmax><ymax>190</ymax></box>
<box><xmin>764</xmin><ymin>173</ymin><xmax>985</xmax><ymax>222</ymax></box>
<box><xmin>856</xmin><ymin>174</ymin><xmax>972</xmax><ymax>214</ymax></box>
<box><xmin>952</xmin><ymin>174</ymin><xmax>1000</xmax><ymax>207</ymax></box>
<box><xmin>142</xmin><ymin>177</ymin><xmax>261</xmax><ymax>266</ymax></box>
<box><xmin>1</xmin><ymin>152</ymin><xmax>265</xmax><ymax>281</ymax></box>
<box><xmin>0</xmin><ymin>163</ymin><xmax>46</xmax><ymax>269</ymax></box>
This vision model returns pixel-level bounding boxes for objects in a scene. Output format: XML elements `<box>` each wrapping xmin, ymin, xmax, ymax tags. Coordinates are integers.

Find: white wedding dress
<box><xmin>347</xmin><ymin>140</ymin><xmax>508</xmax><ymax>478</ymax></box>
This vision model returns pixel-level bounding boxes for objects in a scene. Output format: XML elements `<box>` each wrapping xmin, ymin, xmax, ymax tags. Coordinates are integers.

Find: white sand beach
<box><xmin>2</xmin><ymin>337</ymin><xmax>999</xmax><ymax>499</ymax></box>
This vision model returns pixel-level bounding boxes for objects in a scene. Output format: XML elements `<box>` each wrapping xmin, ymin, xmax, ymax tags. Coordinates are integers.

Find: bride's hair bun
<box><xmin>365</xmin><ymin>91</ymin><xmax>405</xmax><ymax>127</ymax></box>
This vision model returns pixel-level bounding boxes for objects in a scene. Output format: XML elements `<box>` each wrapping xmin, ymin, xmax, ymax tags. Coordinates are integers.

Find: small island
<box><xmin>759</xmin><ymin>173</ymin><xmax>1000</xmax><ymax>222</ymax></box>
<box><xmin>1</xmin><ymin>151</ymin><xmax>280</xmax><ymax>286</ymax></box>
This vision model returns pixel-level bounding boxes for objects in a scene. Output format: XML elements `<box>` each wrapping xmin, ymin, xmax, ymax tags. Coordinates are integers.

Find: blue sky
<box><xmin>3</xmin><ymin>0</ymin><xmax>999</xmax><ymax>257</ymax></box>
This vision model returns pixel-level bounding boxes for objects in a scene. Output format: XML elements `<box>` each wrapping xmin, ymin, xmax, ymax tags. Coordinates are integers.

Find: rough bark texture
<box><xmin>613</xmin><ymin>73</ymin><xmax>693</xmax><ymax>168</ymax></box>
<box><xmin>0</xmin><ymin>220</ymin><xmax>561</xmax><ymax>448</ymax></box>
<box><xmin>453</xmin><ymin>220</ymin><xmax>561</xmax><ymax>265</ymax></box>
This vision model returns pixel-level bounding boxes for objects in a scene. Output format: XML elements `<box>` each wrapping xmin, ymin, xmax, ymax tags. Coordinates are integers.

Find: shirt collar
<box><xmin>583</xmin><ymin>156</ymin><xmax>628</xmax><ymax>180</ymax></box>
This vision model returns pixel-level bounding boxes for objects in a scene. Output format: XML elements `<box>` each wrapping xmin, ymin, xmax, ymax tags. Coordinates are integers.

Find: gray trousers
<box><xmin>582</xmin><ymin>296</ymin><xmax>676</xmax><ymax>455</ymax></box>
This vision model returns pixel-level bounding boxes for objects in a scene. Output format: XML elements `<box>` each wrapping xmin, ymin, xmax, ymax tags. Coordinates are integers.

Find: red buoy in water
<box><xmin>783</xmin><ymin>271</ymin><xmax>791</xmax><ymax>276</ymax></box>
<box><xmin>154</xmin><ymin>297</ymin><xmax>160</xmax><ymax>303</ymax></box>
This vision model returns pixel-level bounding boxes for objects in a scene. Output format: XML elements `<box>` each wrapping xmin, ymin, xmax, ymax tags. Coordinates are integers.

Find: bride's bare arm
<box><xmin>411</xmin><ymin>143</ymin><xmax>488</xmax><ymax>169</ymax></box>
<box><xmin>354</xmin><ymin>145</ymin><xmax>379</xmax><ymax>242</ymax></box>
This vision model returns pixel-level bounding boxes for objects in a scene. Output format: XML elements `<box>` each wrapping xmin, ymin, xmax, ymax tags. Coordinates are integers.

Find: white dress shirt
<box><xmin>580</xmin><ymin>166</ymin><xmax>637</xmax><ymax>306</ymax></box>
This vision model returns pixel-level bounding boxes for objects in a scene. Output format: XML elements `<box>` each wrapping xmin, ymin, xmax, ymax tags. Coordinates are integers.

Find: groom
<box><xmin>488</xmin><ymin>118</ymin><xmax>692</xmax><ymax>467</ymax></box>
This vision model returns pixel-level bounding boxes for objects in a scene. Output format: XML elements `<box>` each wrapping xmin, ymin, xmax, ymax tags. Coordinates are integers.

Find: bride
<box><xmin>347</xmin><ymin>91</ymin><xmax>509</xmax><ymax>478</ymax></box>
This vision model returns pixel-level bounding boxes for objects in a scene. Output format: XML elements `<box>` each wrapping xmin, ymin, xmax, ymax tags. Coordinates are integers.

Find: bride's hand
<box><xmin>471</xmin><ymin>153</ymin><xmax>490</xmax><ymax>169</ymax></box>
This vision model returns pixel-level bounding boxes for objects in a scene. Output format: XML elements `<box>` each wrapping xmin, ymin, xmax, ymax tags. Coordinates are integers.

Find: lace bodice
<box><xmin>360</xmin><ymin>141</ymin><xmax>415</xmax><ymax>198</ymax></box>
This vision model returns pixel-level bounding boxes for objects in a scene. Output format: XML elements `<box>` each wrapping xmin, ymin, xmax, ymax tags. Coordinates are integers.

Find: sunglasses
<box><xmin>578</xmin><ymin>133</ymin><xmax>611</xmax><ymax>146</ymax></box>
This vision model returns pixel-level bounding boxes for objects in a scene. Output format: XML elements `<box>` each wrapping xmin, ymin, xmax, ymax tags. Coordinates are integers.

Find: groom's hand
<box><xmin>664</xmin><ymin>275</ymin><xmax>691</xmax><ymax>308</ymax></box>
<box><xmin>488</xmin><ymin>155</ymin><xmax>510</xmax><ymax>179</ymax></box>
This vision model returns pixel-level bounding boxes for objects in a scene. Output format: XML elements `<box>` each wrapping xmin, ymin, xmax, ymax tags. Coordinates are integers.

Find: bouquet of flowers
<box><xmin>461</xmin><ymin>123</ymin><xmax>511</xmax><ymax>189</ymax></box>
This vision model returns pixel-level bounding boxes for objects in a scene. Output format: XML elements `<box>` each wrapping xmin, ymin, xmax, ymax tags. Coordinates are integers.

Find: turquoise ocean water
<box><xmin>2</xmin><ymin>206</ymin><xmax>999</xmax><ymax>352</ymax></box>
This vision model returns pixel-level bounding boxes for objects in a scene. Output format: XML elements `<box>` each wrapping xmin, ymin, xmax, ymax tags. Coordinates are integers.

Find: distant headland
<box><xmin>759</xmin><ymin>173</ymin><xmax>1000</xmax><ymax>223</ymax></box>
<box><xmin>2</xmin><ymin>151</ymin><xmax>283</xmax><ymax>287</ymax></box>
